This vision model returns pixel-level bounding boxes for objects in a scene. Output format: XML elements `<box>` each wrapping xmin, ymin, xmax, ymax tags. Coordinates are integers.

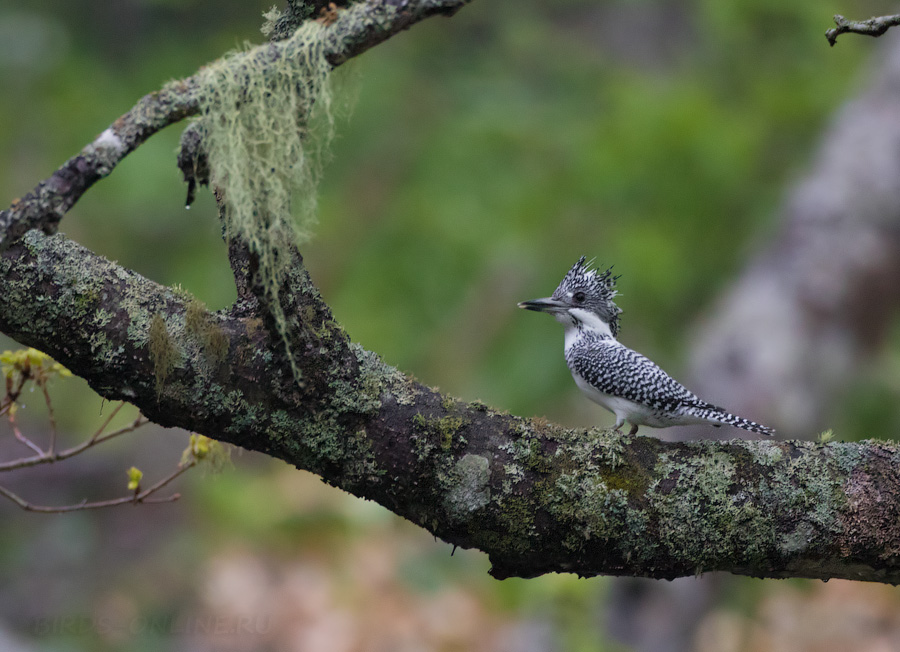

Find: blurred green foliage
<box><xmin>1</xmin><ymin>0</ymin><xmax>898</xmax><ymax>649</ymax></box>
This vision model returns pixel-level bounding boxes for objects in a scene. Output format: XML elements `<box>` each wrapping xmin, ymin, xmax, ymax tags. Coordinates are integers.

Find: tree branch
<box><xmin>4</xmin><ymin>231</ymin><xmax>900</xmax><ymax>583</ymax></box>
<box><xmin>826</xmin><ymin>14</ymin><xmax>900</xmax><ymax>47</ymax></box>
<box><xmin>0</xmin><ymin>0</ymin><xmax>470</xmax><ymax>252</ymax></box>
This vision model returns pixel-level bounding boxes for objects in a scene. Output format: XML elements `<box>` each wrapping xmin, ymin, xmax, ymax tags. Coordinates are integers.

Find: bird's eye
<box><xmin>573</xmin><ymin>291</ymin><xmax>586</xmax><ymax>303</ymax></box>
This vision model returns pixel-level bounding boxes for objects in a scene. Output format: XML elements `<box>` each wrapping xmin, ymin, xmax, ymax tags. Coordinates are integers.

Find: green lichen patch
<box><xmin>411</xmin><ymin>410</ymin><xmax>470</xmax><ymax>455</ymax></box>
<box><xmin>438</xmin><ymin>416</ymin><xmax>466</xmax><ymax>451</ymax></box>
<box><xmin>564</xmin><ymin>426</ymin><xmax>629</xmax><ymax>469</ymax></box>
<box><xmin>637</xmin><ymin>440</ymin><xmax>867</xmax><ymax>573</ymax></box>
<box><xmin>500</xmin><ymin>426</ymin><xmax>553</xmax><ymax>474</ymax></box>
<box><xmin>185</xmin><ymin>299</ymin><xmax>229</xmax><ymax>366</ymax></box>
<box><xmin>552</xmin><ymin>473</ymin><xmax>635</xmax><ymax>551</ymax></box>
<box><xmin>148</xmin><ymin>313</ymin><xmax>178</xmax><ymax>397</ymax></box>
<box><xmin>262</xmin><ymin>406</ymin><xmax>381</xmax><ymax>490</ymax></box>
<box><xmin>445</xmin><ymin>453</ymin><xmax>491</xmax><ymax>522</ymax></box>
<box><xmin>494</xmin><ymin>494</ymin><xmax>538</xmax><ymax>555</ymax></box>
<box><xmin>767</xmin><ymin>441</ymin><xmax>851</xmax><ymax>537</ymax></box>
<box><xmin>598</xmin><ymin>462</ymin><xmax>652</xmax><ymax>498</ymax></box>
<box><xmin>646</xmin><ymin>445</ymin><xmax>777</xmax><ymax>570</ymax></box>
<box><xmin>345</xmin><ymin>344</ymin><xmax>409</xmax><ymax>410</ymax></box>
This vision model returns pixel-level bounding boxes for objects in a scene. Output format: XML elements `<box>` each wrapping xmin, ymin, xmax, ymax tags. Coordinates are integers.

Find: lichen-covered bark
<box><xmin>4</xmin><ymin>231</ymin><xmax>900</xmax><ymax>584</ymax></box>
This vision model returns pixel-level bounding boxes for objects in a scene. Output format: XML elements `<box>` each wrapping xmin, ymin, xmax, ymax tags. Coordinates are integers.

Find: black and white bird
<box><xmin>518</xmin><ymin>257</ymin><xmax>774</xmax><ymax>437</ymax></box>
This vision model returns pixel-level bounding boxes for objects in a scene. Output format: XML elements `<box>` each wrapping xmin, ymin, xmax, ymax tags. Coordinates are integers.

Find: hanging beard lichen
<box><xmin>194</xmin><ymin>21</ymin><xmax>334</xmax><ymax>383</ymax></box>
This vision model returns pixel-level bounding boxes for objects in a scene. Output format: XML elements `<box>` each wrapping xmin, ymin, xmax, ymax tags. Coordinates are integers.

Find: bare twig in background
<box><xmin>8</xmin><ymin>410</ymin><xmax>43</xmax><ymax>457</ymax></box>
<box><xmin>0</xmin><ymin>408</ymin><xmax>147</xmax><ymax>471</ymax></box>
<box><xmin>0</xmin><ymin>460</ymin><xmax>194</xmax><ymax>513</ymax></box>
<box><xmin>827</xmin><ymin>14</ymin><xmax>900</xmax><ymax>46</ymax></box>
<box><xmin>0</xmin><ymin>347</ymin><xmax>217</xmax><ymax>512</ymax></box>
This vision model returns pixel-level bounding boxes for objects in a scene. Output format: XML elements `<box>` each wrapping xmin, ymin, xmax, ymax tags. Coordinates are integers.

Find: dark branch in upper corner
<box><xmin>0</xmin><ymin>0</ymin><xmax>472</xmax><ymax>253</ymax></box>
<box><xmin>826</xmin><ymin>13</ymin><xmax>900</xmax><ymax>47</ymax></box>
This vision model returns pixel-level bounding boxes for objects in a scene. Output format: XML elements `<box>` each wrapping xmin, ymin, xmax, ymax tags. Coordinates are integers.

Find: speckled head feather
<box><xmin>552</xmin><ymin>256</ymin><xmax>623</xmax><ymax>336</ymax></box>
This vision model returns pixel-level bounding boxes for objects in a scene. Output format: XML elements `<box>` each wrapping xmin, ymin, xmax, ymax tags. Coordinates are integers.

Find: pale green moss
<box><xmin>185</xmin><ymin>299</ymin><xmax>206</xmax><ymax>333</ymax></box>
<box><xmin>260</xmin><ymin>5</ymin><xmax>284</xmax><ymax>37</ymax></box>
<box><xmin>195</xmin><ymin>20</ymin><xmax>335</xmax><ymax>384</ymax></box>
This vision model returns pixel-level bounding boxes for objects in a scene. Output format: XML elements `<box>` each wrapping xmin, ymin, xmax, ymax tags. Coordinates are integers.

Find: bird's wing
<box><xmin>567</xmin><ymin>341</ymin><xmax>697</xmax><ymax>411</ymax></box>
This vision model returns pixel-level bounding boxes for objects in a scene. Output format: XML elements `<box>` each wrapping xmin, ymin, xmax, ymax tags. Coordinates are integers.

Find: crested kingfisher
<box><xmin>519</xmin><ymin>257</ymin><xmax>774</xmax><ymax>437</ymax></box>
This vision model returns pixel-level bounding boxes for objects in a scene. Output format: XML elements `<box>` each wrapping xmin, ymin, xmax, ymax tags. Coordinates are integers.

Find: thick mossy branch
<box><xmin>5</xmin><ymin>230</ymin><xmax>900</xmax><ymax>584</ymax></box>
<box><xmin>12</xmin><ymin>0</ymin><xmax>900</xmax><ymax>584</ymax></box>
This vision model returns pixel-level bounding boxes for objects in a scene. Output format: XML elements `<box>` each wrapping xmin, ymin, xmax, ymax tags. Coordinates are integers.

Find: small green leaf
<box><xmin>126</xmin><ymin>466</ymin><xmax>143</xmax><ymax>492</ymax></box>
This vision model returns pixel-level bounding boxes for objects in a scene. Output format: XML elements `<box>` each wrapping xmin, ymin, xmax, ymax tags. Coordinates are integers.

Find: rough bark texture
<box><xmin>4</xmin><ymin>231</ymin><xmax>900</xmax><ymax>583</ymax></box>
<box><xmin>3</xmin><ymin>0</ymin><xmax>900</xmax><ymax>585</ymax></box>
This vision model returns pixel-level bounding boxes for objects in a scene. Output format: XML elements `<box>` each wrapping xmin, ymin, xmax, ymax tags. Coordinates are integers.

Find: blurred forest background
<box><xmin>3</xmin><ymin>0</ymin><xmax>900</xmax><ymax>650</ymax></box>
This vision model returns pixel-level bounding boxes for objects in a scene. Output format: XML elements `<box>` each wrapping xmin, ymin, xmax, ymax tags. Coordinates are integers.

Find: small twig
<box><xmin>0</xmin><ymin>410</ymin><xmax>148</xmax><ymax>471</ymax></box>
<box><xmin>0</xmin><ymin>375</ymin><xmax>27</xmax><ymax>417</ymax></box>
<box><xmin>138</xmin><ymin>459</ymin><xmax>196</xmax><ymax>497</ymax></box>
<box><xmin>89</xmin><ymin>401</ymin><xmax>125</xmax><ymax>444</ymax></box>
<box><xmin>0</xmin><ymin>459</ymin><xmax>195</xmax><ymax>513</ymax></box>
<box><xmin>8</xmin><ymin>410</ymin><xmax>44</xmax><ymax>457</ymax></box>
<box><xmin>826</xmin><ymin>14</ymin><xmax>900</xmax><ymax>46</ymax></box>
<box><xmin>40</xmin><ymin>382</ymin><xmax>57</xmax><ymax>455</ymax></box>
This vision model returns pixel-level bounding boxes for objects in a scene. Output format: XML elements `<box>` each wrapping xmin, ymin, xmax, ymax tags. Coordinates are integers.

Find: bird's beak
<box><xmin>517</xmin><ymin>297</ymin><xmax>568</xmax><ymax>313</ymax></box>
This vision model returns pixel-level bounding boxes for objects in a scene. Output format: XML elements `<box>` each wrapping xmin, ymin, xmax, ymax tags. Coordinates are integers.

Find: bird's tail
<box><xmin>689</xmin><ymin>401</ymin><xmax>775</xmax><ymax>436</ymax></box>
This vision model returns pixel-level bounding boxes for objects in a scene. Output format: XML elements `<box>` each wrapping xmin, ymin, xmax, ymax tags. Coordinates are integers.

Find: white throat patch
<box><xmin>569</xmin><ymin>308</ymin><xmax>614</xmax><ymax>338</ymax></box>
<box><xmin>563</xmin><ymin>308</ymin><xmax>615</xmax><ymax>353</ymax></box>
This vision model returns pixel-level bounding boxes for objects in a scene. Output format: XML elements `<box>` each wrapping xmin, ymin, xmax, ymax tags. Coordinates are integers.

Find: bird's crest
<box><xmin>553</xmin><ymin>256</ymin><xmax>623</xmax><ymax>336</ymax></box>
